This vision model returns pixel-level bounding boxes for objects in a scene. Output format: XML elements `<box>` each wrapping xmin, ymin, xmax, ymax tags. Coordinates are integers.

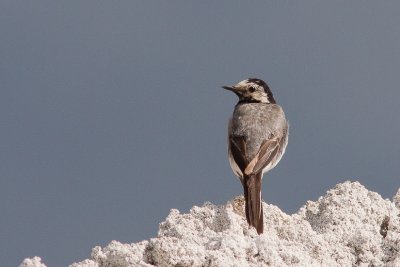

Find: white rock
<box><xmin>21</xmin><ymin>181</ymin><xmax>400</xmax><ymax>267</ymax></box>
<box><xmin>19</xmin><ymin>257</ymin><xmax>46</xmax><ymax>267</ymax></box>
<box><xmin>394</xmin><ymin>188</ymin><xmax>400</xmax><ymax>209</ymax></box>
<box><xmin>90</xmin><ymin>240</ymin><xmax>152</xmax><ymax>267</ymax></box>
<box><xmin>68</xmin><ymin>259</ymin><xmax>98</xmax><ymax>267</ymax></box>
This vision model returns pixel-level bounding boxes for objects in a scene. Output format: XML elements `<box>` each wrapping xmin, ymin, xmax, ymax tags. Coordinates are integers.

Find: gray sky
<box><xmin>1</xmin><ymin>1</ymin><xmax>400</xmax><ymax>266</ymax></box>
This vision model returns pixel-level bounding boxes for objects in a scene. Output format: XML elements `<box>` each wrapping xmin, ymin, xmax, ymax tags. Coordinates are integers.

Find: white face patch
<box><xmin>236</xmin><ymin>79</ymin><xmax>252</xmax><ymax>87</ymax></box>
<box><xmin>234</xmin><ymin>80</ymin><xmax>270</xmax><ymax>103</ymax></box>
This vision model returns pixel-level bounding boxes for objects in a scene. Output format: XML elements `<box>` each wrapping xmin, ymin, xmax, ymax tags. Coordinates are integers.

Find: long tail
<box><xmin>243</xmin><ymin>172</ymin><xmax>264</xmax><ymax>234</ymax></box>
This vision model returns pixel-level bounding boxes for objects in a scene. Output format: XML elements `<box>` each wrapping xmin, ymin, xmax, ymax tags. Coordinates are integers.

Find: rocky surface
<box><xmin>19</xmin><ymin>257</ymin><xmax>47</xmax><ymax>267</ymax></box>
<box><xmin>20</xmin><ymin>181</ymin><xmax>400</xmax><ymax>267</ymax></box>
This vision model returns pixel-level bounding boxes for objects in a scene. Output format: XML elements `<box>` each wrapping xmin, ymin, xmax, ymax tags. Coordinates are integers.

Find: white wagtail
<box><xmin>222</xmin><ymin>78</ymin><xmax>289</xmax><ymax>234</ymax></box>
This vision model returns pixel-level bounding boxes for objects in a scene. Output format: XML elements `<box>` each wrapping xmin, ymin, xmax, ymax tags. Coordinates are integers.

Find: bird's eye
<box><xmin>249</xmin><ymin>87</ymin><xmax>256</xmax><ymax>93</ymax></box>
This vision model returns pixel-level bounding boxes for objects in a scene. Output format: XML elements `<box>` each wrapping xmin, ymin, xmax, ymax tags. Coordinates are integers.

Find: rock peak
<box><xmin>20</xmin><ymin>181</ymin><xmax>400</xmax><ymax>267</ymax></box>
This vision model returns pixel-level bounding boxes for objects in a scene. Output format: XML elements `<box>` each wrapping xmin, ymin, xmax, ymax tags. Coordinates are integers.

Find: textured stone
<box><xmin>19</xmin><ymin>257</ymin><xmax>46</xmax><ymax>267</ymax></box>
<box><xmin>20</xmin><ymin>181</ymin><xmax>400</xmax><ymax>267</ymax></box>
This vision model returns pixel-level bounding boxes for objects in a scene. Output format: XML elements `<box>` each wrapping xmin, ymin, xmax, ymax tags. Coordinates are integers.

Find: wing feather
<box><xmin>229</xmin><ymin>136</ymin><xmax>248</xmax><ymax>174</ymax></box>
<box><xmin>245</xmin><ymin>138</ymin><xmax>280</xmax><ymax>175</ymax></box>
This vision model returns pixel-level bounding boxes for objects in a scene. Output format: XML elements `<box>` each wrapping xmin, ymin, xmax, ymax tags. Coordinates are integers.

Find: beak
<box><xmin>222</xmin><ymin>85</ymin><xmax>242</xmax><ymax>98</ymax></box>
<box><xmin>222</xmin><ymin>85</ymin><xmax>235</xmax><ymax>91</ymax></box>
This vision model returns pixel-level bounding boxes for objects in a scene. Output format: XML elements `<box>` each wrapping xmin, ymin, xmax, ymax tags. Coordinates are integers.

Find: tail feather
<box><xmin>244</xmin><ymin>173</ymin><xmax>264</xmax><ymax>234</ymax></box>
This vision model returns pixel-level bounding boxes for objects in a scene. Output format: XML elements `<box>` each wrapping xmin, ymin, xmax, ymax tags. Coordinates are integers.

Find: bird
<box><xmin>222</xmin><ymin>78</ymin><xmax>289</xmax><ymax>234</ymax></box>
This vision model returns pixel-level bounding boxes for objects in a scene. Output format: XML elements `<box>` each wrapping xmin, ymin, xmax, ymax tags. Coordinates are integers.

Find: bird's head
<box><xmin>222</xmin><ymin>78</ymin><xmax>275</xmax><ymax>104</ymax></box>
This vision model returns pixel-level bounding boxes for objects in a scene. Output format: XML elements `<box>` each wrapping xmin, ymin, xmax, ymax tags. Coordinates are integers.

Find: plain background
<box><xmin>1</xmin><ymin>1</ymin><xmax>400</xmax><ymax>266</ymax></box>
